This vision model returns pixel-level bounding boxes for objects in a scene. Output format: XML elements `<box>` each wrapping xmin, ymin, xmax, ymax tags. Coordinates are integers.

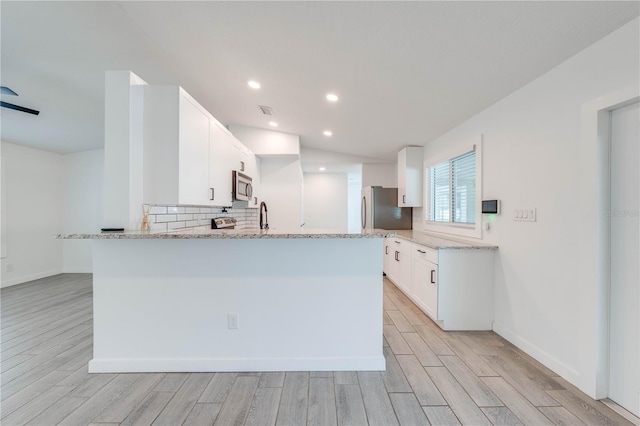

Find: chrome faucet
<box><xmin>260</xmin><ymin>201</ymin><xmax>269</xmax><ymax>230</ymax></box>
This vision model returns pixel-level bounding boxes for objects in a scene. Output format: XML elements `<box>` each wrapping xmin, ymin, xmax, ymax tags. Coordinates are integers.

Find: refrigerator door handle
<box><xmin>361</xmin><ymin>196</ymin><xmax>366</xmax><ymax>229</ymax></box>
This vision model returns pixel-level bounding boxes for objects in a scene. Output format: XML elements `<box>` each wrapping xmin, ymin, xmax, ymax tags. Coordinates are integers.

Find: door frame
<box><xmin>583</xmin><ymin>87</ymin><xmax>639</xmax><ymax>399</ymax></box>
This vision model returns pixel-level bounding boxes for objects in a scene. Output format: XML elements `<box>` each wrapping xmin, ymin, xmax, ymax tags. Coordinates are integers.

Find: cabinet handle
<box><xmin>430</xmin><ymin>270</ymin><xmax>436</xmax><ymax>284</ymax></box>
<box><xmin>395</xmin><ymin>251</ymin><xmax>399</xmax><ymax>261</ymax></box>
<box><xmin>385</xmin><ymin>246</ymin><xmax>389</xmax><ymax>255</ymax></box>
<box><xmin>210</xmin><ymin>188</ymin><xmax>214</xmax><ymax>200</ymax></box>
<box><xmin>394</xmin><ymin>241</ymin><xmax>401</xmax><ymax>244</ymax></box>
<box><xmin>417</xmin><ymin>249</ymin><xmax>426</xmax><ymax>253</ymax></box>
<box><xmin>403</xmin><ymin>194</ymin><xmax>406</xmax><ymax>204</ymax></box>
<box><xmin>240</xmin><ymin>161</ymin><xmax>245</xmax><ymax>172</ymax></box>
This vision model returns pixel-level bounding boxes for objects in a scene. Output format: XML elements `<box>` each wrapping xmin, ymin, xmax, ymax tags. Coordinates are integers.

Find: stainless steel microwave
<box><xmin>232</xmin><ymin>170</ymin><xmax>253</xmax><ymax>202</ymax></box>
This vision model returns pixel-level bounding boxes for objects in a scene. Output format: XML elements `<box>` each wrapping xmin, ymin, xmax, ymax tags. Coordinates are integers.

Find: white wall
<box><xmin>229</xmin><ymin>125</ymin><xmax>300</xmax><ymax>157</ymax></box>
<box><xmin>260</xmin><ymin>157</ymin><xmax>303</xmax><ymax>229</ymax></box>
<box><xmin>63</xmin><ymin>148</ymin><xmax>104</xmax><ymax>272</ymax></box>
<box><xmin>362</xmin><ymin>163</ymin><xmax>396</xmax><ymax>188</ymax></box>
<box><xmin>0</xmin><ymin>142</ymin><xmax>64</xmax><ymax>287</ymax></box>
<box><xmin>348</xmin><ymin>172</ymin><xmax>363</xmax><ymax>232</ymax></box>
<box><xmin>416</xmin><ymin>18</ymin><xmax>640</xmax><ymax>397</ymax></box>
<box><xmin>303</xmin><ymin>173</ymin><xmax>348</xmax><ymax>229</ymax></box>
<box><xmin>103</xmin><ymin>71</ymin><xmax>146</xmax><ymax>230</ymax></box>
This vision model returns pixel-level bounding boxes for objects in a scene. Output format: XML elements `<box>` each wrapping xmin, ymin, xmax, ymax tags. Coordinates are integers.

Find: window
<box><xmin>427</xmin><ymin>149</ymin><xmax>476</xmax><ymax>224</ymax></box>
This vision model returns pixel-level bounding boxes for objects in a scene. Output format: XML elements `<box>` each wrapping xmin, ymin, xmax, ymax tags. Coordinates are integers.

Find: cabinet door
<box><xmin>384</xmin><ymin>239</ymin><xmax>399</xmax><ymax>284</ymax></box>
<box><xmin>230</xmin><ymin>139</ymin><xmax>246</xmax><ymax>172</ymax></box>
<box><xmin>209</xmin><ymin>121</ymin><xmax>234</xmax><ymax>207</ymax></box>
<box><xmin>383</xmin><ymin>239</ymin><xmax>393</xmax><ymax>276</ymax></box>
<box><xmin>413</xmin><ymin>256</ymin><xmax>438</xmax><ymax>320</ymax></box>
<box><xmin>398</xmin><ymin>148</ymin><xmax>407</xmax><ymax>206</ymax></box>
<box><xmin>398</xmin><ymin>146</ymin><xmax>423</xmax><ymax>207</ymax></box>
<box><xmin>389</xmin><ymin>239</ymin><xmax>411</xmax><ymax>296</ymax></box>
<box><xmin>178</xmin><ymin>94</ymin><xmax>211</xmax><ymax>205</ymax></box>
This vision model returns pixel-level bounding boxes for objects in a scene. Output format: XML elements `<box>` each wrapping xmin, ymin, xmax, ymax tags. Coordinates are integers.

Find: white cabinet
<box><xmin>177</xmin><ymin>94</ymin><xmax>211</xmax><ymax>205</ymax></box>
<box><xmin>143</xmin><ymin>86</ymin><xmax>235</xmax><ymax>207</ymax></box>
<box><xmin>398</xmin><ymin>146</ymin><xmax>423</xmax><ymax>207</ymax></box>
<box><xmin>383</xmin><ymin>239</ymin><xmax>394</xmax><ymax>277</ymax></box>
<box><xmin>383</xmin><ymin>238</ymin><xmax>399</xmax><ymax>284</ymax></box>
<box><xmin>209</xmin><ymin>120</ymin><xmax>236</xmax><ymax>206</ymax></box>
<box><xmin>384</xmin><ymin>238</ymin><xmax>411</xmax><ymax>296</ymax></box>
<box><xmin>383</xmin><ymin>236</ymin><xmax>495</xmax><ymax>330</ymax></box>
<box><xmin>231</xmin><ymin>138</ymin><xmax>248</xmax><ymax>173</ymax></box>
<box><xmin>412</xmin><ymin>247</ymin><xmax>438</xmax><ymax>320</ymax></box>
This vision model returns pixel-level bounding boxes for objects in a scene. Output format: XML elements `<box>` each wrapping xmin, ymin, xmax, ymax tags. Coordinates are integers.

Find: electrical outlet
<box><xmin>6</xmin><ymin>264</ymin><xmax>14</xmax><ymax>272</ymax></box>
<box><xmin>227</xmin><ymin>313</ymin><xmax>239</xmax><ymax>329</ymax></box>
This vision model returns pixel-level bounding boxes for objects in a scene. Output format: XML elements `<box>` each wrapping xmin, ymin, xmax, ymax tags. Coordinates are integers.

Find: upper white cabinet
<box><xmin>143</xmin><ymin>86</ymin><xmax>252</xmax><ymax>207</ymax></box>
<box><xmin>143</xmin><ymin>86</ymin><xmax>213</xmax><ymax>206</ymax></box>
<box><xmin>209</xmin><ymin>119</ymin><xmax>236</xmax><ymax>206</ymax></box>
<box><xmin>398</xmin><ymin>146</ymin><xmax>423</xmax><ymax>207</ymax></box>
<box><xmin>178</xmin><ymin>93</ymin><xmax>212</xmax><ymax>205</ymax></box>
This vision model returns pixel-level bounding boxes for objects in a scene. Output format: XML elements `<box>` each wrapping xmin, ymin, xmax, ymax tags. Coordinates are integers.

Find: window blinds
<box><xmin>431</xmin><ymin>162</ymin><xmax>451</xmax><ymax>222</ymax></box>
<box><xmin>429</xmin><ymin>149</ymin><xmax>476</xmax><ymax>224</ymax></box>
<box><xmin>452</xmin><ymin>151</ymin><xmax>475</xmax><ymax>224</ymax></box>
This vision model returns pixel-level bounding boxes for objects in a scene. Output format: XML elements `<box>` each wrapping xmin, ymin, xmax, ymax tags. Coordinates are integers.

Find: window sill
<box><xmin>424</xmin><ymin>221</ymin><xmax>482</xmax><ymax>239</ymax></box>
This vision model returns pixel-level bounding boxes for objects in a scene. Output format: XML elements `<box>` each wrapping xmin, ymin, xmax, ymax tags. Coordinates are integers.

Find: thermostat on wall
<box><xmin>482</xmin><ymin>200</ymin><xmax>500</xmax><ymax>214</ymax></box>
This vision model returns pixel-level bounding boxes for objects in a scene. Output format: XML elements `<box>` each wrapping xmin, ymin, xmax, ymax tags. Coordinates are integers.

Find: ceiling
<box><xmin>1</xmin><ymin>1</ymin><xmax>638</xmax><ymax>161</ymax></box>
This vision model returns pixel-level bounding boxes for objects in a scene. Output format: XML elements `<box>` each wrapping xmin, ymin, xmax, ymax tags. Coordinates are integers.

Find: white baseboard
<box><xmin>88</xmin><ymin>356</ymin><xmax>386</xmax><ymax>373</ymax></box>
<box><xmin>493</xmin><ymin>321</ymin><xmax>581</xmax><ymax>386</ymax></box>
<box><xmin>1</xmin><ymin>269</ymin><xmax>63</xmax><ymax>288</ymax></box>
<box><xmin>62</xmin><ymin>266</ymin><xmax>93</xmax><ymax>273</ymax></box>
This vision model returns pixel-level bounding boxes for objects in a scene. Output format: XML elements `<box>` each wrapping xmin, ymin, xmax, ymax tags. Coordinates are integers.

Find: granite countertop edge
<box><xmin>56</xmin><ymin>230</ymin><xmax>395</xmax><ymax>240</ymax></box>
<box><xmin>390</xmin><ymin>230</ymin><xmax>499</xmax><ymax>250</ymax></box>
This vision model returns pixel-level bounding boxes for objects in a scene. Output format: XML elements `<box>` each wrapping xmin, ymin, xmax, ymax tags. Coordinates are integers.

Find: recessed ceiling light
<box><xmin>319</xmin><ymin>167</ymin><xmax>326</xmax><ymax>171</ymax></box>
<box><xmin>323</xmin><ymin>130</ymin><xmax>333</xmax><ymax>136</ymax></box>
<box><xmin>248</xmin><ymin>81</ymin><xmax>261</xmax><ymax>89</ymax></box>
<box><xmin>269</xmin><ymin>121</ymin><xmax>278</xmax><ymax>127</ymax></box>
<box><xmin>326</xmin><ymin>93</ymin><xmax>339</xmax><ymax>102</ymax></box>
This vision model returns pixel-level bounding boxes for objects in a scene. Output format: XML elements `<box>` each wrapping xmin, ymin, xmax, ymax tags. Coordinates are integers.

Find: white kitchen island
<box><xmin>59</xmin><ymin>228</ymin><xmax>391</xmax><ymax>373</ymax></box>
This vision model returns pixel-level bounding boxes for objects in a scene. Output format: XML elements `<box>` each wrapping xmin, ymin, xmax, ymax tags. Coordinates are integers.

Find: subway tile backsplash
<box><xmin>148</xmin><ymin>205</ymin><xmax>259</xmax><ymax>232</ymax></box>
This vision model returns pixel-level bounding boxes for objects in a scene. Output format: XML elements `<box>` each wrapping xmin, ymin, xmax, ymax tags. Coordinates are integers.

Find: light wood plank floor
<box><xmin>1</xmin><ymin>273</ymin><xmax>634</xmax><ymax>425</ymax></box>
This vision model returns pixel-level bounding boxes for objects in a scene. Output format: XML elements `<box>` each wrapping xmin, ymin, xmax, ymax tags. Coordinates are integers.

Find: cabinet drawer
<box><xmin>412</xmin><ymin>244</ymin><xmax>438</xmax><ymax>264</ymax></box>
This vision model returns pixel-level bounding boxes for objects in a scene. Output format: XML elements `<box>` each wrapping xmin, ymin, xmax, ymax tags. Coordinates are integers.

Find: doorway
<box><xmin>608</xmin><ymin>101</ymin><xmax>639</xmax><ymax>417</ymax></box>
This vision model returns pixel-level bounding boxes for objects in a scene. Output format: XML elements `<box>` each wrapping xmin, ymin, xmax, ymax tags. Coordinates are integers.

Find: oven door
<box><xmin>233</xmin><ymin>171</ymin><xmax>253</xmax><ymax>201</ymax></box>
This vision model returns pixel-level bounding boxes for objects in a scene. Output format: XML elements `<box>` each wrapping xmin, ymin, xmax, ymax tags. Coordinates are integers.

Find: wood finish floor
<box><xmin>0</xmin><ymin>273</ymin><xmax>634</xmax><ymax>426</ymax></box>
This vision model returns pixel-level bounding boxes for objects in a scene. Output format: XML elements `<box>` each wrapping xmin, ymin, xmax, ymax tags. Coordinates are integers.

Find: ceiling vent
<box><xmin>258</xmin><ymin>105</ymin><xmax>274</xmax><ymax>116</ymax></box>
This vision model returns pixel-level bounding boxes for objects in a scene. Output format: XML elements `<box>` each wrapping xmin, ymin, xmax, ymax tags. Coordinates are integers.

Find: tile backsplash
<box><xmin>148</xmin><ymin>205</ymin><xmax>258</xmax><ymax>232</ymax></box>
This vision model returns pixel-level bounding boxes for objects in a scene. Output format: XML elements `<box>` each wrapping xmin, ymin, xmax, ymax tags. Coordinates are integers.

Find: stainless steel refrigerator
<box><xmin>361</xmin><ymin>186</ymin><xmax>412</xmax><ymax>230</ymax></box>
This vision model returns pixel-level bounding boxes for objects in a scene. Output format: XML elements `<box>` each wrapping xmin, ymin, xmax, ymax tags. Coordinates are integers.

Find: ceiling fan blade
<box><xmin>1</xmin><ymin>101</ymin><xmax>40</xmax><ymax>115</ymax></box>
<box><xmin>0</xmin><ymin>86</ymin><xmax>18</xmax><ymax>96</ymax></box>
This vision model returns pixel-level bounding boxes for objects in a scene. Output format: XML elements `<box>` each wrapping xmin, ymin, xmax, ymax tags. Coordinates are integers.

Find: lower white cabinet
<box><xmin>383</xmin><ymin>237</ymin><xmax>495</xmax><ymax>330</ymax></box>
<box><xmin>384</xmin><ymin>238</ymin><xmax>411</xmax><ymax>295</ymax></box>
<box><xmin>383</xmin><ymin>240</ymin><xmax>394</xmax><ymax>278</ymax></box>
<box><xmin>412</xmin><ymin>254</ymin><xmax>438</xmax><ymax>320</ymax></box>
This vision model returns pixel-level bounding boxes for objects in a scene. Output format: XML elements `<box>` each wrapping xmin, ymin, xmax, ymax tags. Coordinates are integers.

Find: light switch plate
<box><xmin>513</xmin><ymin>208</ymin><xmax>536</xmax><ymax>222</ymax></box>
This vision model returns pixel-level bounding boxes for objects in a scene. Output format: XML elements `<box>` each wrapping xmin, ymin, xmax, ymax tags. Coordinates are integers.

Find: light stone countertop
<box><xmin>390</xmin><ymin>230</ymin><xmax>499</xmax><ymax>250</ymax></box>
<box><xmin>56</xmin><ymin>227</ymin><xmax>394</xmax><ymax>240</ymax></box>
